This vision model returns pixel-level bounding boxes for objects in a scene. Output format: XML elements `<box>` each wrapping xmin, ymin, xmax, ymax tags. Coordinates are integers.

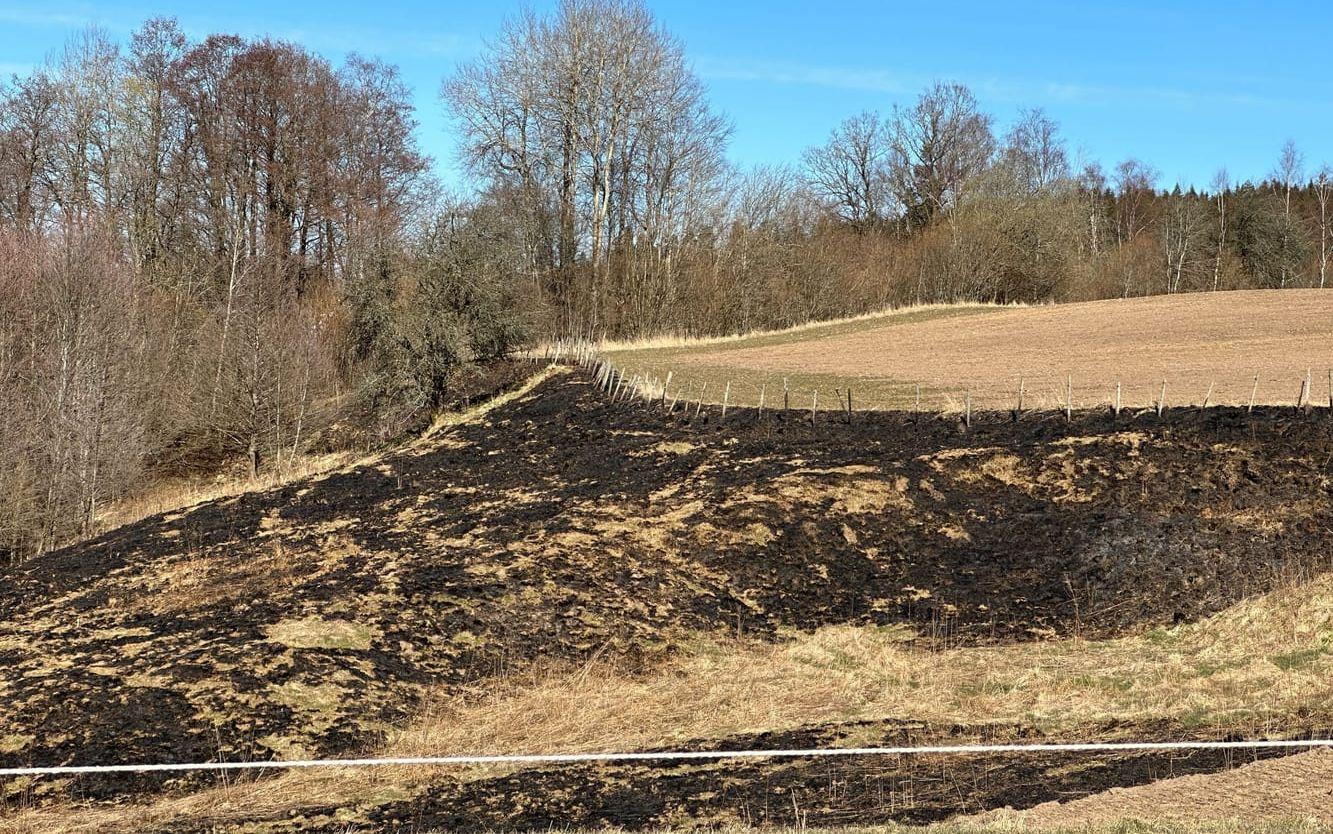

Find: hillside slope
<box><xmin>2</xmin><ymin>366</ymin><xmax>1332</xmax><ymax>811</ymax></box>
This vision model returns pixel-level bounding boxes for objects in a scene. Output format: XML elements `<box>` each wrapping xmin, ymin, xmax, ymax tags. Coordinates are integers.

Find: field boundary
<box><xmin>541</xmin><ymin>339</ymin><xmax>1333</xmax><ymax>422</ymax></box>
<box><xmin>6</xmin><ymin>738</ymin><xmax>1332</xmax><ymax>777</ymax></box>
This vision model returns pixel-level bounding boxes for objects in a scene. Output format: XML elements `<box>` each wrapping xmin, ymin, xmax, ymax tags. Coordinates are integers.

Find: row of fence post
<box><xmin>541</xmin><ymin>342</ymin><xmax>1333</xmax><ymax>427</ymax></box>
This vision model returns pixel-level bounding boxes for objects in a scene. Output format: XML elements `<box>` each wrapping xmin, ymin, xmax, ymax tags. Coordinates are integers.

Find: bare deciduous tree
<box><xmin>1002</xmin><ymin>108</ymin><xmax>1069</xmax><ymax>193</ymax></box>
<box><xmin>803</xmin><ymin>111</ymin><xmax>892</xmax><ymax>228</ymax></box>
<box><xmin>1313</xmin><ymin>166</ymin><xmax>1332</xmax><ymax>289</ymax></box>
<box><xmin>887</xmin><ymin>81</ymin><xmax>995</xmax><ymax>228</ymax></box>
<box><xmin>1273</xmin><ymin>139</ymin><xmax>1304</xmax><ymax>287</ymax></box>
<box><xmin>1210</xmin><ymin>168</ymin><xmax>1228</xmax><ymax>290</ymax></box>
<box><xmin>444</xmin><ymin>0</ymin><xmax>728</xmax><ymax>336</ymax></box>
<box><xmin>1162</xmin><ymin>185</ymin><xmax>1207</xmax><ymax>293</ymax></box>
<box><xmin>1111</xmin><ymin>158</ymin><xmax>1158</xmax><ymax>244</ymax></box>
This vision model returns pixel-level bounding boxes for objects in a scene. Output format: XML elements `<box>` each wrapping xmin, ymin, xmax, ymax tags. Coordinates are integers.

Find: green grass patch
<box><xmin>1269</xmin><ymin>645</ymin><xmax>1329</xmax><ymax>671</ymax></box>
<box><xmin>602</xmin><ymin>305</ymin><xmax>1007</xmax><ymax>412</ymax></box>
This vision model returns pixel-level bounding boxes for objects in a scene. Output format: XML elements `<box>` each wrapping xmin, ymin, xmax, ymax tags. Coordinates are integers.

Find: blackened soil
<box><xmin>162</xmin><ymin>719</ymin><xmax>1327</xmax><ymax>833</ymax></box>
<box><xmin>2</xmin><ymin>367</ymin><xmax>1331</xmax><ymax>801</ymax></box>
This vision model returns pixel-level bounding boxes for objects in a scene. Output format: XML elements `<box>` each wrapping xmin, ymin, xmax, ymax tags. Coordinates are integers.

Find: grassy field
<box><xmin>604</xmin><ymin>290</ymin><xmax>1333</xmax><ymax>412</ymax></box>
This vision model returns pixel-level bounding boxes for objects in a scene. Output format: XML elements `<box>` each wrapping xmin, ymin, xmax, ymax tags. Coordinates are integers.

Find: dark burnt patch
<box><xmin>149</xmin><ymin>719</ymin><xmax>1326</xmax><ymax>833</ymax></box>
<box><xmin>2</xmin><ymin>369</ymin><xmax>1331</xmax><ymax>802</ymax></box>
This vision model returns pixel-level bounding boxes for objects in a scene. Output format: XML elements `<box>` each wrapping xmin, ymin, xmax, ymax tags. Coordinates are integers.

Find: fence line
<box><xmin>6</xmin><ymin>737</ymin><xmax>1332</xmax><ymax>778</ymax></box>
<box><xmin>541</xmin><ymin>340</ymin><xmax>1333</xmax><ymax>420</ymax></box>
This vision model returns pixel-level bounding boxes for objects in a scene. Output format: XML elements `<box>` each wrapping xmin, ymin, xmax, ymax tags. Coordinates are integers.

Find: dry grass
<box><xmin>7</xmin><ymin>802</ymin><xmax>1325</xmax><ymax>834</ymax></box>
<box><xmin>550</xmin><ymin>824</ymin><xmax>1327</xmax><ymax>834</ymax></box>
<box><xmin>393</xmin><ymin>573</ymin><xmax>1333</xmax><ymax>761</ymax></box>
<box><xmin>77</xmin><ymin>366</ymin><xmax>560</xmax><ymax>547</ymax></box>
<box><xmin>414</xmin><ymin>364</ymin><xmax>561</xmax><ymax>443</ymax></box>
<box><xmin>10</xmin><ymin>573</ymin><xmax>1332</xmax><ymax>834</ymax></box>
<box><xmin>88</xmin><ymin>452</ymin><xmax>358</xmax><ymax>538</ymax></box>
<box><xmin>595</xmin><ymin>302</ymin><xmax>1019</xmax><ymax>353</ymax></box>
<box><xmin>974</xmin><ymin>748</ymin><xmax>1333</xmax><ymax>828</ymax></box>
<box><xmin>606</xmin><ymin>290</ymin><xmax>1333</xmax><ymax>411</ymax></box>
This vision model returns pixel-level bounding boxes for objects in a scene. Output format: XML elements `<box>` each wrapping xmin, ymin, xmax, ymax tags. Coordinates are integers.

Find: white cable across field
<box><xmin>4</xmin><ymin>738</ymin><xmax>1332</xmax><ymax>778</ymax></box>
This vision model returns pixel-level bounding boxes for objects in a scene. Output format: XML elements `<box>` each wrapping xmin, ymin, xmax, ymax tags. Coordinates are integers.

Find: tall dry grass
<box><xmin>394</xmin><ymin>574</ymin><xmax>1333</xmax><ymax>761</ymax></box>
<box><xmin>68</xmin><ymin>366</ymin><xmax>561</xmax><ymax>546</ymax></box>
<box><xmin>88</xmin><ymin>452</ymin><xmax>358</xmax><ymax>536</ymax></box>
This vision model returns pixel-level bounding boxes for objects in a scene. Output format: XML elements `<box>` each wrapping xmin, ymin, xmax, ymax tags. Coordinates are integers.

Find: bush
<box><xmin>350</xmin><ymin>204</ymin><xmax>533</xmax><ymax>435</ymax></box>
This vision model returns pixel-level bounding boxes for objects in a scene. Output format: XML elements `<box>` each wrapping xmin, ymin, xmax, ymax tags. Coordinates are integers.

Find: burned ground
<box><xmin>103</xmin><ymin>719</ymin><xmax>1332</xmax><ymax>833</ymax></box>
<box><xmin>291</xmin><ymin>722</ymin><xmax>1318</xmax><ymax>832</ymax></box>
<box><xmin>2</xmin><ymin>367</ymin><xmax>1332</xmax><ymax>817</ymax></box>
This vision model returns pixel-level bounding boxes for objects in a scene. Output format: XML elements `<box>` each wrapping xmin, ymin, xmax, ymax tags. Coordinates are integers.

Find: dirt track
<box><xmin>623</xmin><ymin>290</ymin><xmax>1333</xmax><ymax>410</ymax></box>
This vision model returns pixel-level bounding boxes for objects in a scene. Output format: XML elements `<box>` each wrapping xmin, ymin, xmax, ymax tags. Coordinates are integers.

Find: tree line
<box><xmin>2</xmin><ymin>0</ymin><xmax>1329</xmax><ymax>559</ymax></box>
<box><xmin>0</xmin><ymin>21</ymin><xmax>521</xmax><ymax>558</ymax></box>
<box><xmin>445</xmin><ymin>2</ymin><xmax>1330</xmax><ymax>342</ymax></box>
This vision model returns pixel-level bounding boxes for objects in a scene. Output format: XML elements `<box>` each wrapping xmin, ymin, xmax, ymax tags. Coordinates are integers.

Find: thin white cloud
<box><xmin>697</xmin><ymin>56</ymin><xmax>1296</xmax><ymax>113</ymax></box>
<box><xmin>695</xmin><ymin>56</ymin><xmax>917</xmax><ymax>95</ymax></box>
<box><xmin>0</xmin><ymin>5</ymin><xmax>136</xmax><ymax>34</ymax></box>
<box><xmin>0</xmin><ymin>8</ymin><xmax>94</xmax><ymax>27</ymax></box>
<box><xmin>0</xmin><ymin>7</ymin><xmax>473</xmax><ymax>65</ymax></box>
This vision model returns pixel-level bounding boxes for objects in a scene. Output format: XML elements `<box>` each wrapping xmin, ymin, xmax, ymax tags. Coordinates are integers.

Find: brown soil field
<box><xmin>607</xmin><ymin>290</ymin><xmax>1333</xmax><ymax>411</ymax></box>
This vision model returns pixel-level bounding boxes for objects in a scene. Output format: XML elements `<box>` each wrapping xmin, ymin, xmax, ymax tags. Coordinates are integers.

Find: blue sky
<box><xmin>3</xmin><ymin>1</ymin><xmax>1331</xmax><ymax>190</ymax></box>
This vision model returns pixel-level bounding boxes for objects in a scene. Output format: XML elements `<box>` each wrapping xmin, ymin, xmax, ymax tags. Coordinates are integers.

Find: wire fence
<box><xmin>541</xmin><ymin>339</ymin><xmax>1333</xmax><ymax>425</ymax></box>
<box><xmin>7</xmin><ymin>738</ymin><xmax>1333</xmax><ymax>778</ymax></box>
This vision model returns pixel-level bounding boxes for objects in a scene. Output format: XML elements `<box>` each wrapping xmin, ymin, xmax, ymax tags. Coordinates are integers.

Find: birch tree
<box><xmin>1273</xmin><ymin>140</ymin><xmax>1303</xmax><ymax>287</ymax></box>
<box><xmin>1312</xmin><ymin>166</ymin><xmax>1331</xmax><ymax>289</ymax></box>
<box><xmin>1210</xmin><ymin>168</ymin><xmax>1228</xmax><ymax>290</ymax></box>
